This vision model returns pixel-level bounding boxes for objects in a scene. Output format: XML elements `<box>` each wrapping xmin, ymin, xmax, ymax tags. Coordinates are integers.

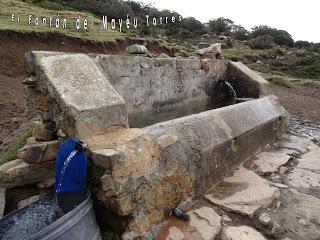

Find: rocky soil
<box><xmin>156</xmin><ymin>134</ymin><xmax>320</xmax><ymax>240</ymax></box>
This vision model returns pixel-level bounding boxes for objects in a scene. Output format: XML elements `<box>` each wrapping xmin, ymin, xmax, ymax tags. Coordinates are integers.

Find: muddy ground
<box><xmin>0</xmin><ymin>29</ymin><xmax>319</xmax><ymax>155</ymax></box>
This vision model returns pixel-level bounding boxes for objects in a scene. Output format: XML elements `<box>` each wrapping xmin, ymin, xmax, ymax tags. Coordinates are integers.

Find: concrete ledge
<box><xmin>32</xmin><ymin>52</ymin><xmax>128</xmax><ymax>139</ymax></box>
<box><xmin>92</xmin><ymin>55</ymin><xmax>229</xmax><ymax>113</ymax></box>
<box><xmin>89</xmin><ymin>95</ymin><xmax>288</xmax><ymax>238</ymax></box>
<box><xmin>227</xmin><ymin>61</ymin><xmax>269</xmax><ymax>97</ymax></box>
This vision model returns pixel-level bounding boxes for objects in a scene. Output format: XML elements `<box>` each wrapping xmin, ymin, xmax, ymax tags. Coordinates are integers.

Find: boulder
<box><xmin>126</xmin><ymin>44</ymin><xmax>149</xmax><ymax>55</ymax></box>
<box><xmin>0</xmin><ymin>159</ymin><xmax>55</xmax><ymax>188</ymax></box>
<box><xmin>196</xmin><ymin>43</ymin><xmax>222</xmax><ymax>59</ymax></box>
<box><xmin>20</xmin><ymin>140</ymin><xmax>59</xmax><ymax>164</ymax></box>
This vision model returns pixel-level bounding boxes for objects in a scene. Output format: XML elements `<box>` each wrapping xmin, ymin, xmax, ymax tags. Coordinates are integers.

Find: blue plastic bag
<box><xmin>54</xmin><ymin>138</ymin><xmax>87</xmax><ymax>195</ymax></box>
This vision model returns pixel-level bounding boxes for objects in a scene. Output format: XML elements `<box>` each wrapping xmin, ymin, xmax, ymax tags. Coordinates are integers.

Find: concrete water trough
<box><xmin>25</xmin><ymin>51</ymin><xmax>289</xmax><ymax>239</ymax></box>
<box><xmin>0</xmin><ymin>193</ymin><xmax>101</xmax><ymax>240</ymax></box>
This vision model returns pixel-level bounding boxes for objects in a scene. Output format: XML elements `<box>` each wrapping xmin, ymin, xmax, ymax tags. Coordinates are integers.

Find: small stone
<box><xmin>22</xmin><ymin>75</ymin><xmax>36</xmax><ymax>86</ymax></box>
<box><xmin>298</xmin><ymin>218</ymin><xmax>308</xmax><ymax>226</ymax></box>
<box><xmin>17</xmin><ymin>195</ymin><xmax>40</xmax><ymax>209</ymax></box>
<box><xmin>272</xmin><ymin>183</ymin><xmax>288</xmax><ymax>189</ymax></box>
<box><xmin>259</xmin><ymin>213</ymin><xmax>271</xmax><ymax>225</ymax></box>
<box><xmin>271</xmin><ymin>221</ymin><xmax>281</xmax><ymax>234</ymax></box>
<box><xmin>279</xmin><ymin>166</ymin><xmax>288</xmax><ymax>174</ymax></box>
<box><xmin>159</xmin><ymin>53</ymin><xmax>170</xmax><ymax>58</ymax></box>
<box><xmin>222</xmin><ymin>215</ymin><xmax>232</xmax><ymax>222</ymax></box>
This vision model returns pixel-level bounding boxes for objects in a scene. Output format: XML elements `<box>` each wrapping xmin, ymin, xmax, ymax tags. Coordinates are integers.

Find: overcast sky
<box><xmin>138</xmin><ymin>0</ymin><xmax>320</xmax><ymax>42</ymax></box>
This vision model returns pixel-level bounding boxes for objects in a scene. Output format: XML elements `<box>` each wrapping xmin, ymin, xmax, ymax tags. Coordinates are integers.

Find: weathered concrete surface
<box><xmin>32</xmin><ymin>52</ymin><xmax>128</xmax><ymax>140</ymax></box>
<box><xmin>85</xmin><ymin>95</ymin><xmax>288</xmax><ymax>238</ymax></box>
<box><xmin>146</xmin><ymin>95</ymin><xmax>288</xmax><ymax>195</ymax></box>
<box><xmin>0</xmin><ymin>159</ymin><xmax>55</xmax><ymax>188</ymax></box>
<box><xmin>221</xmin><ymin>225</ymin><xmax>267</xmax><ymax>240</ymax></box>
<box><xmin>227</xmin><ymin>61</ymin><xmax>269</xmax><ymax>98</ymax></box>
<box><xmin>205</xmin><ymin>166</ymin><xmax>280</xmax><ymax>217</ymax></box>
<box><xmin>92</xmin><ymin>55</ymin><xmax>228</xmax><ymax>114</ymax></box>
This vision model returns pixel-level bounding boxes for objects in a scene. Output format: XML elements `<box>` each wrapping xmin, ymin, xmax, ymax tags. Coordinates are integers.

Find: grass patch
<box><xmin>224</xmin><ymin>47</ymin><xmax>283</xmax><ymax>62</ymax></box>
<box><xmin>266</xmin><ymin>75</ymin><xmax>294</xmax><ymax>88</ymax></box>
<box><xmin>0</xmin><ymin>0</ymin><xmax>127</xmax><ymax>43</ymax></box>
<box><xmin>0</xmin><ymin>129</ymin><xmax>32</xmax><ymax>166</ymax></box>
<box><xmin>102</xmin><ymin>230</ymin><xmax>121</xmax><ymax>240</ymax></box>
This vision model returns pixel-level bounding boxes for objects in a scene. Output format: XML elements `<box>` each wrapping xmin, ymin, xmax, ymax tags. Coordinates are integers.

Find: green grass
<box><xmin>265</xmin><ymin>75</ymin><xmax>294</xmax><ymax>88</ymax></box>
<box><xmin>102</xmin><ymin>230</ymin><xmax>120</xmax><ymax>240</ymax></box>
<box><xmin>0</xmin><ymin>129</ymin><xmax>32</xmax><ymax>166</ymax></box>
<box><xmin>224</xmin><ymin>47</ymin><xmax>283</xmax><ymax>62</ymax></box>
<box><xmin>0</xmin><ymin>0</ymin><xmax>129</xmax><ymax>43</ymax></box>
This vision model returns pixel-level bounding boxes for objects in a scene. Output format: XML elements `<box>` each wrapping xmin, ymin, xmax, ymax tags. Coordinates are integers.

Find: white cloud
<box><xmin>138</xmin><ymin>0</ymin><xmax>320</xmax><ymax>42</ymax></box>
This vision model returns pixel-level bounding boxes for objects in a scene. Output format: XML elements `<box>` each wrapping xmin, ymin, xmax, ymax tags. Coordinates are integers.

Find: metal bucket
<box><xmin>0</xmin><ymin>193</ymin><xmax>102</xmax><ymax>240</ymax></box>
<box><xmin>30</xmin><ymin>193</ymin><xmax>101</xmax><ymax>240</ymax></box>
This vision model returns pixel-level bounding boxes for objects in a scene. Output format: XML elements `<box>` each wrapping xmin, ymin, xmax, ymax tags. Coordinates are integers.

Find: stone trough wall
<box><xmin>6</xmin><ymin>51</ymin><xmax>289</xmax><ymax>239</ymax></box>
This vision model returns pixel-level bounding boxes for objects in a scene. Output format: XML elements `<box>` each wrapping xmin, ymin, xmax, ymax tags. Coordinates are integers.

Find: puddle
<box><xmin>0</xmin><ymin>195</ymin><xmax>64</xmax><ymax>240</ymax></box>
<box><xmin>289</xmin><ymin>115</ymin><xmax>320</xmax><ymax>141</ymax></box>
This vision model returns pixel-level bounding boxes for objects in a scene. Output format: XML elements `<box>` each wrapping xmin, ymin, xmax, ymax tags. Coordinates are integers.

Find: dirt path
<box><xmin>268</xmin><ymin>82</ymin><xmax>320</xmax><ymax>123</ymax></box>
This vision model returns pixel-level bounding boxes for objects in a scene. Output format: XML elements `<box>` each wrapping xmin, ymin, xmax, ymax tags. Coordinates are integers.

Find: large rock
<box><xmin>221</xmin><ymin>225</ymin><xmax>267</xmax><ymax>240</ymax></box>
<box><xmin>196</xmin><ymin>43</ymin><xmax>222</xmax><ymax>59</ymax></box>
<box><xmin>20</xmin><ymin>140</ymin><xmax>59</xmax><ymax>164</ymax></box>
<box><xmin>126</xmin><ymin>44</ymin><xmax>149</xmax><ymax>55</ymax></box>
<box><xmin>205</xmin><ymin>166</ymin><xmax>280</xmax><ymax>217</ymax></box>
<box><xmin>0</xmin><ymin>159</ymin><xmax>55</xmax><ymax>188</ymax></box>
